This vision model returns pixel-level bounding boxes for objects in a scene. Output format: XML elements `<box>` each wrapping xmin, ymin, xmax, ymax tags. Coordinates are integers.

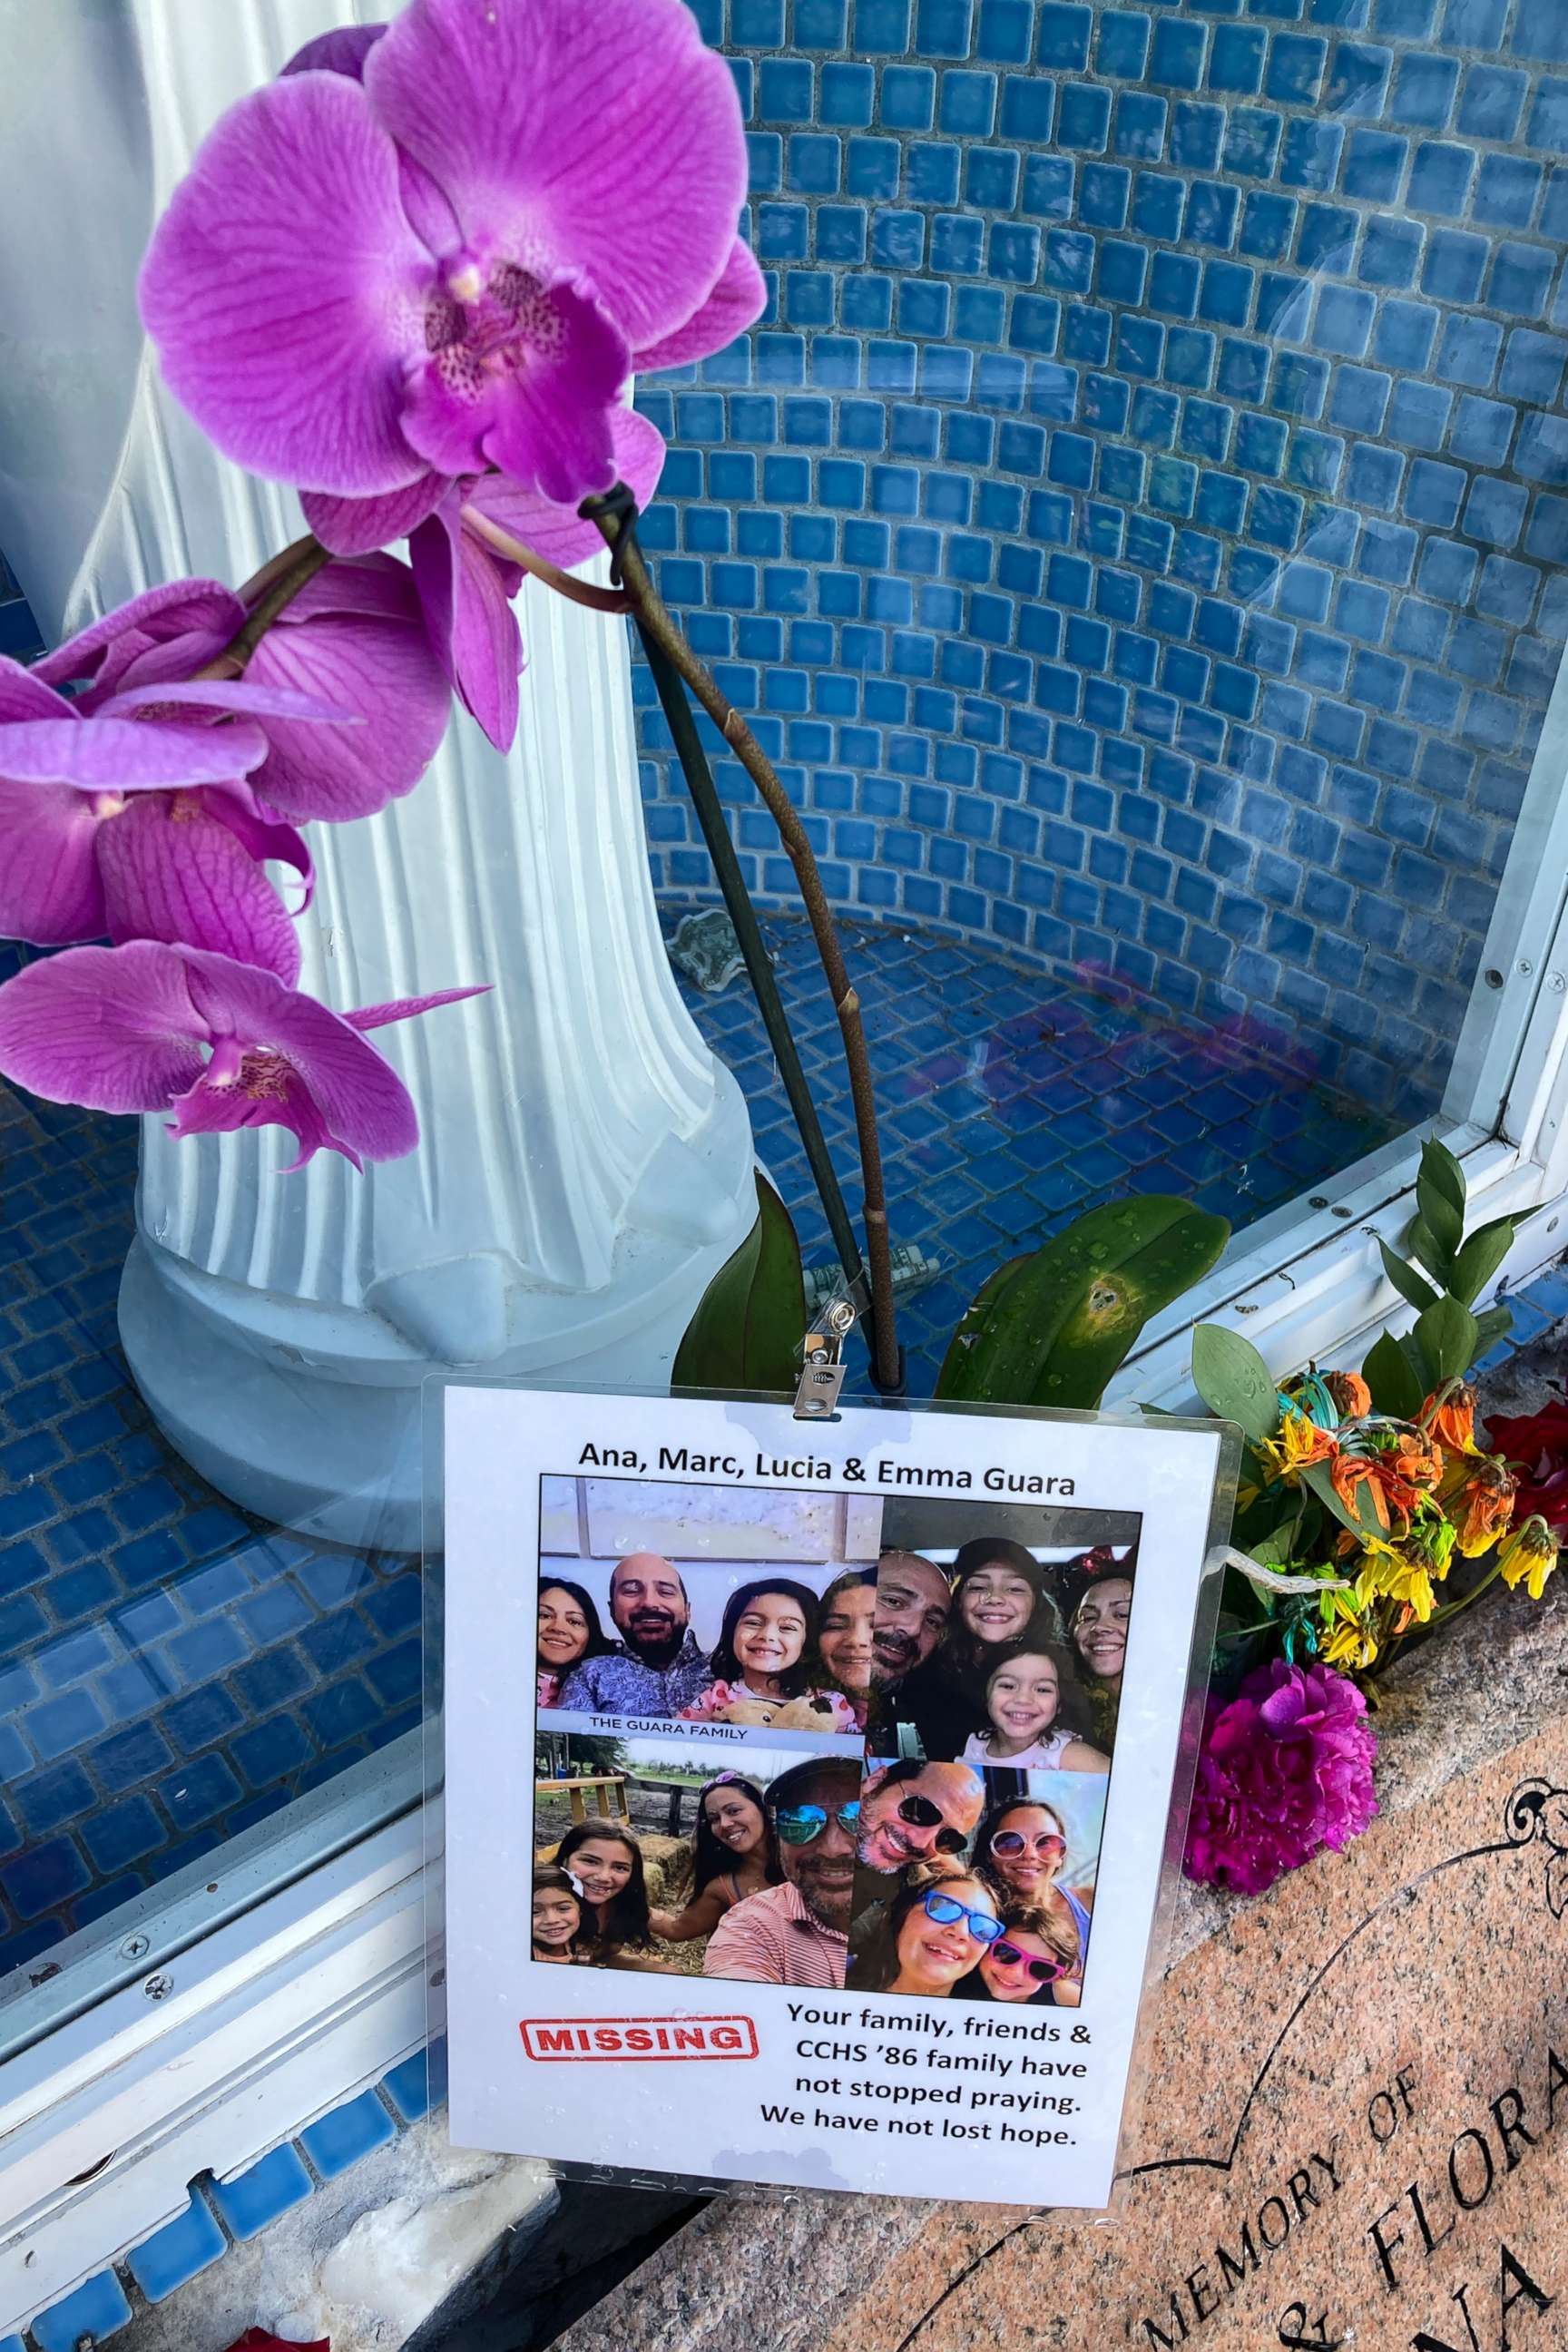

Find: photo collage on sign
<box><xmin>533</xmin><ymin>1472</ymin><xmax>1138</xmax><ymax>1996</ymax></box>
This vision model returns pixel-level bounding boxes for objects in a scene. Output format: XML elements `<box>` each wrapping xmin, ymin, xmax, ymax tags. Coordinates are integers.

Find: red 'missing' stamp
<box><xmin>520</xmin><ymin>2015</ymin><xmax>759</xmax><ymax>2061</ymax></box>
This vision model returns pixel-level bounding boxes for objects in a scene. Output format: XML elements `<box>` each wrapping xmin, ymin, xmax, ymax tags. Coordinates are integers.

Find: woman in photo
<box><xmin>955</xmin><ymin>1900</ymin><xmax>1081</xmax><ymax>2004</ymax></box>
<box><xmin>975</xmin><ymin>1794</ymin><xmax>1092</xmax><ymax>2006</ymax></box>
<box><xmin>648</xmin><ymin>1772</ymin><xmax>782</xmax><ymax>1944</ymax></box>
<box><xmin>537</xmin><ymin>1578</ymin><xmax>612</xmax><ymax>1710</ymax></box>
<box><xmin>814</xmin><ymin>1566</ymin><xmax>877</xmax><ymax>1730</ymax></box>
<box><xmin>531</xmin><ymin>1864</ymin><xmax>587</xmax><ymax>1964</ymax></box>
<box><xmin>889</xmin><ymin>1539</ymin><xmax>1064</xmax><ymax>1759</ymax></box>
<box><xmin>680</xmin><ymin>1577</ymin><xmax>858</xmax><ymax>1729</ymax></box>
<box><xmin>1069</xmin><ymin>1568</ymin><xmax>1134</xmax><ymax>1749</ymax></box>
<box><xmin>849</xmin><ymin>1865</ymin><xmax>1004</xmax><ymax>1997</ymax></box>
<box><xmin>959</xmin><ymin>1645</ymin><xmax>1109</xmax><ymax>1772</ymax></box>
<box><xmin>553</xmin><ymin>1821</ymin><xmax>680</xmax><ymax>1973</ymax></box>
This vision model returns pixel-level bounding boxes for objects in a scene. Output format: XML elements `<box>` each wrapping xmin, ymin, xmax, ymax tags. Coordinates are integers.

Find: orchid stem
<box><xmin>195</xmin><ymin>534</ymin><xmax>333</xmax><ymax>679</ymax></box>
<box><xmin>459</xmin><ymin>506</ymin><xmax>633</xmax><ymax>614</ymax></box>
<box><xmin>584</xmin><ymin>493</ymin><xmax>902</xmax><ymax>1396</ymax></box>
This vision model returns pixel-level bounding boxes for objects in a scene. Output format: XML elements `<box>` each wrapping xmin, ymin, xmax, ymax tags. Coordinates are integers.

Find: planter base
<box><xmin>119</xmin><ymin>1074</ymin><xmax>758</xmax><ymax>1554</ymax></box>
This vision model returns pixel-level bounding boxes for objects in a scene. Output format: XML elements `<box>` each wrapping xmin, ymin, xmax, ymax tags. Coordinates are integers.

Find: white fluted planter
<box><xmin>0</xmin><ymin>0</ymin><xmax>756</xmax><ymax>1548</ymax></box>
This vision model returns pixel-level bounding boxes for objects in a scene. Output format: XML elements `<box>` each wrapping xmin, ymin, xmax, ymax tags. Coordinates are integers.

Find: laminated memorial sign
<box><xmin>440</xmin><ymin>1385</ymin><xmax>1235</xmax><ymax>2210</ymax></box>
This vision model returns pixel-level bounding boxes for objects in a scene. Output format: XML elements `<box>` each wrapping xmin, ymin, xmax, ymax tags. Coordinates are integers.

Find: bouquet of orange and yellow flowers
<box><xmin>1191</xmin><ymin>1139</ymin><xmax>1558</xmax><ymax>1688</ymax></box>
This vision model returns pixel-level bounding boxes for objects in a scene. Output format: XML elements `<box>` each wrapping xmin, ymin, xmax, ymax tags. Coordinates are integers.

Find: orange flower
<box><xmin>1387</xmin><ymin>1432</ymin><xmax>1442</xmax><ymax>1497</ymax></box>
<box><xmin>1325</xmin><ymin>1370</ymin><xmax>1371</xmax><ymax>1419</ymax></box>
<box><xmin>1423</xmin><ymin>1382</ymin><xmax>1476</xmax><ymax>1455</ymax></box>
<box><xmin>1451</xmin><ymin>1457</ymin><xmax>1518</xmax><ymax>1557</ymax></box>
<box><xmin>1333</xmin><ymin>1455</ymin><xmax>1392</xmax><ymax>1533</ymax></box>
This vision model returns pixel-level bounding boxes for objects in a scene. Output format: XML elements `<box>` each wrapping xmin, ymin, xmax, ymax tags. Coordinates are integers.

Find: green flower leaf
<box><xmin>1471</xmin><ymin>1301</ymin><xmax>1514</xmax><ymax>1357</ymax></box>
<box><xmin>1301</xmin><ymin>1457</ymin><xmax>1384</xmax><ymax>1544</ymax></box>
<box><xmin>1362</xmin><ymin>1329</ymin><xmax>1426</xmax><ymax>1420</ymax></box>
<box><xmin>1191</xmin><ymin>1323</ymin><xmax>1282</xmax><ymax>1446</ymax></box>
<box><xmin>1406</xmin><ymin>1216</ymin><xmax>1450</xmax><ymax>1282</ymax></box>
<box><xmin>1378</xmin><ymin>1238</ymin><xmax>1439</xmax><ymax>1315</ymax></box>
<box><xmin>1446</xmin><ymin>1211</ymin><xmax>1517</xmax><ymax>1309</ymax></box>
<box><xmin>1412</xmin><ymin>1291</ymin><xmax>1479</xmax><ymax>1388</ymax></box>
<box><xmin>1415</xmin><ymin>1139</ymin><xmax>1465</xmax><ymax>1267</ymax></box>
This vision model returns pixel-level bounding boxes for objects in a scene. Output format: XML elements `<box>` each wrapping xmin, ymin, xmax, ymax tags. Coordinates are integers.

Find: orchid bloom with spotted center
<box><xmin>0</xmin><ymin>940</ymin><xmax>488</xmax><ymax>1171</ymax></box>
<box><xmin>139</xmin><ymin>0</ymin><xmax>762</xmax><ymax>520</ymax></box>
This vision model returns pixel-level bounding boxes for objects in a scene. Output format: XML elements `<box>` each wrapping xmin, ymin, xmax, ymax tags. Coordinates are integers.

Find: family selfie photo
<box><xmin>532</xmin><ymin>1467</ymin><xmax>1133</xmax><ymax>1996</ymax></box>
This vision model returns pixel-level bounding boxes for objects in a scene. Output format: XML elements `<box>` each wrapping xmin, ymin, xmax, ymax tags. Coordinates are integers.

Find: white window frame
<box><xmin>4</xmin><ymin>655</ymin><xmax>1568</xmax><ymax>2337</ymax></box>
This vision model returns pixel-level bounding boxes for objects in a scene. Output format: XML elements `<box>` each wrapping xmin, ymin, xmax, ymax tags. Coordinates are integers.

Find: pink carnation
<box><xmin>1183</xmin><ymin>1659</ymin><xmax>1377</xmax><ymax>1896</ymax></box>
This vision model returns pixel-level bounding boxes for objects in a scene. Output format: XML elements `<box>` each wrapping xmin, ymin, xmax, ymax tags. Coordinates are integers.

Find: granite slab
<box><xmin>546</xmin><ymin>1568</ymin><xmax>1568</xmax><ymax>2352</ymax></box>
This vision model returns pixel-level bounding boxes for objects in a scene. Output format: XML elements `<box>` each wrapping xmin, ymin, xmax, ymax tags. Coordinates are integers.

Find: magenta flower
<box><xmin>300</xmin><ymin>414</ymin><xmax>662</xmax><ymax>743</ymax></box>
<box><xmin>0</xmin><ymin>649</ymin><xmax>336</xmax><ymax>981</ymax></box>
<box><xmin>302</xmin><ymin>413</ymin><xmax>666</xmax><ymax>750</ymax></box>
<box><xmin>0</xmin><ymin>940</ymin><xmax>486</xmax><ymax>1171</ymax></box>
<box><xmin>140</xmin><ymin>0</ymin><xmax>761</xmax><ymax>510</ymax></box>
<box><xmin>1183</xmin><ymin>1659</ymin><xmax>1377</xmax><ymax>1896</ymax></box>
<box><xmin>40</xmin><ymin>565</ymin><xmax>451</xmax><ymax>826</ymax></box>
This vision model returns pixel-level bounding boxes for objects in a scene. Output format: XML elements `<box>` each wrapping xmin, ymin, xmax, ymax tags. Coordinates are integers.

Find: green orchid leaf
<box><xmin>1446</xmin><ymin>1211</ymin><xmax>1517</xmax><ymax>1309</ymax></box>
<box><xmin>1191</xmin><ymin>1322</ymin><xmax>1283</xmax><ymax>1446</ymax></box>
<box><xmin>671</xmin><ymin>1172</ymin><xmax>805</xmax><ymax>1397</ymax></box>
<box><xmin>936</xmin><ymin>1197</ymin><xmax>1230</xmax><ymax>1408</ymax></box>
<box><xmin>1378</xmin><ymin>1238</ymin><xmax>1439</xmax><ymax>1315</ymax></box>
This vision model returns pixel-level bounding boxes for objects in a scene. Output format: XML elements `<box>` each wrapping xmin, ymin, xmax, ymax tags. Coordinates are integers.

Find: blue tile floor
<box><xmin>0</xmin><ymin>914</ymin><xmax>1400</xmax><ymax>1978</ymax></box>
<box><xmin>706</xmin><ymin>912</ymin><xmax>1400</xmax><ymax>1379</ymax></box>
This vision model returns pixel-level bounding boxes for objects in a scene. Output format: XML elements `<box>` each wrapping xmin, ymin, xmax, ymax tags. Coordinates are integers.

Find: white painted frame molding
<box><xmin>5</xmin><ymin>652</ymin><xmax>1568</xmax><ymax>2337</ymax></box>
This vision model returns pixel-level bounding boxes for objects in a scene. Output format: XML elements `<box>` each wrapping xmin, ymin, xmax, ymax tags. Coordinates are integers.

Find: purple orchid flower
<box><xmin>301</xmin><ymin>413</ymin><xmax>667</xmax><ymax>750</ymax></box>
<box><xmin>40</xmin><ymin>563</ymin><xmax>452</xmax><ymax>826</ymax></box>
<box><xmin>0</xmin><ymin>939</ymin><xmax>488</xmax><ymax>1171</ymax></box>
<box><xmin>139</xmin><ymin>0</ymin><xmax>762</xmax><ymax>514</ymax></box>
<box><xmin>0</xmin><ymin>649</ymin><xmax>342</xmax><ymax>982</ymax></box>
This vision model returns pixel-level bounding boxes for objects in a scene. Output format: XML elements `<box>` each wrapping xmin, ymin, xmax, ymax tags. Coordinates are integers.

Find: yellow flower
<box><xmin>1365</xmin><ymin>1550</ymin><xmax>1437</xmax><ymax>1622</ymax></box>
<box><xmin>1259</xmin><ymin>1406</ymin><xmax>1338</xmax><ymax>1485</ymax></box>
<box><xmin>1318</xmin><ymin>1587</ymin><xmax>1378</xmax><ymax>1668</ymax></box>
<box><xmin>1497</xmin><ymin>1515</ymin><xmax>1560</xmax><ymax>1601</ymax></box>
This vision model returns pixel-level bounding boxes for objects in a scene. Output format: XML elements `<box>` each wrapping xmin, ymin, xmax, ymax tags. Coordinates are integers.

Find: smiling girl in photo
<box><xmin>681</xmin><ymin>1578</ymin><xmax>858</xmax><ymax>1729</ymax></box>
<box><xmin>531</xmin><ymin>1865</ymin><xmax>587</xmax><ymax>1965</ymax></box>
<box><xmin>960</xmin><ymin>1645</ymin><xmax>1109</xmax><ymax>1771</ymax></box>
<box><xmin>649</xmin><ymin>1772</ymin><xmax>782</xmax><ymax>1944</ymax></box>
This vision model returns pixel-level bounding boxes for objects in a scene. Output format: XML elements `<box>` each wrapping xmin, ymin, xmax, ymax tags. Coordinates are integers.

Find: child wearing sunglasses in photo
<box><xmin>848</xmin><ymin>1862</ymin><xmax>1005</xmax><ymax>1996</ymax></box>
<box><xmin>975</xmin><ymin>1795</ymin><xmax>1092</xmax><ymax>2005</ymax></box>
<box><xmin>955</xmin><ymin>1898</ymin><xmax>1081</xmax><ymax>2004</ymax></box>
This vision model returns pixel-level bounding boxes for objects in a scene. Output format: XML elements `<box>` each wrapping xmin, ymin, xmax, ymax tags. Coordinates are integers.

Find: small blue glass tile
<box><xmin>124</xmin><ymin>2192</ymin><xmax>228</xmax><ymax>2303</ymax></box>
<box><xmin>30</xmin><ymin>2272</ymin><xmax>133</xmax><ymax>2352</ymax></box>
<box><xmin>382</xmin><ymin>2048</ymin><xmax>435</xmax><ymax>2125</ymax></box>
<box><xmin>299</xmin><ymin>2089</ymin><xmax>398</xmax><ymax>2181</ymax></box>
<box><xmin>209</xmin><ymin>2143</ymin><xmax>315</xmax><ymax>2242</ymax></box>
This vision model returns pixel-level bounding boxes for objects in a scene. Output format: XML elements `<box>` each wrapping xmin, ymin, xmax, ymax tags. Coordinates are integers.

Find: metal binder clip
<box><xmin>794</xmin><ymin>1296</ymin><xmax>855</xmax><ymax>1418</ymax></box>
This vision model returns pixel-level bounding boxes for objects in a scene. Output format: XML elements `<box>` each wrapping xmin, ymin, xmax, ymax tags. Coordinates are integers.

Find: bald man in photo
<box><xmin>555</xmin><ymin>1553</ymin><xmax>713</xmax><ymax>1718</ymax></box>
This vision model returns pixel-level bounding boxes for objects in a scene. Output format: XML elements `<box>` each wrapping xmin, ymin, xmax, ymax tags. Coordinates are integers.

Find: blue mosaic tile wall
<box><xmin>633</xmin><ymin>0</ymin><xmax>1568</xmax><ymax>1119</ymax></box>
